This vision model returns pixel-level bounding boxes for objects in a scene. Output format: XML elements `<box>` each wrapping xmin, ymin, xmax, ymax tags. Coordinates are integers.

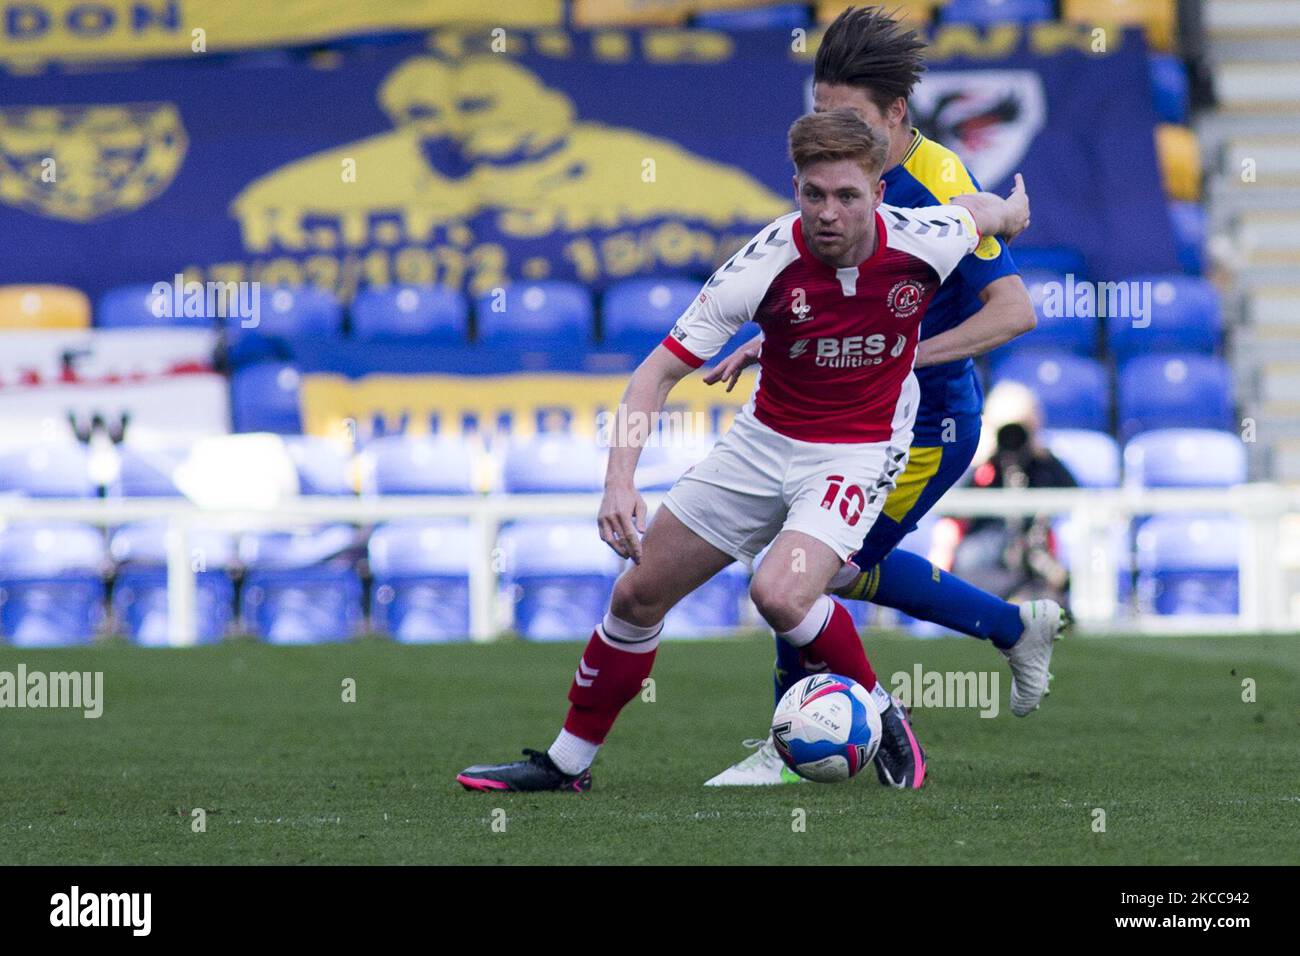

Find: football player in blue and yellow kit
<box><xmin>704</xmin><ymin>6</ymin><xmax>1066</xmax><ymax>789</ymax></box>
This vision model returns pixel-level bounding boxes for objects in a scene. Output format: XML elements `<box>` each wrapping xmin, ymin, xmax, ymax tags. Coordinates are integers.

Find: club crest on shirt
<box><xmin>887</xmin><ymin>279</ymin><xmax>925</xmax><ymax>319</ymax></box>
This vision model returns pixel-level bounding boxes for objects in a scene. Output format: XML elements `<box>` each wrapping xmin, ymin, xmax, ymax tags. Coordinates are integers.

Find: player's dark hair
<box><xmin>788</xmin><ymin>109</ymin><xmax>889</xmax><ymax>177</ymax></box>
<box><xmin>814</xmin><ymin>6</ymin><xmax>927</xmax><ymax>113</ymax></box>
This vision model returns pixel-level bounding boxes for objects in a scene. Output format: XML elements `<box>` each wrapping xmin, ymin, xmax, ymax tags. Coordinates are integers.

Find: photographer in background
<box><xmin>952</xmin><ymin>382</ymin><xmax>1077</xmax><ymax>605</ymax></box>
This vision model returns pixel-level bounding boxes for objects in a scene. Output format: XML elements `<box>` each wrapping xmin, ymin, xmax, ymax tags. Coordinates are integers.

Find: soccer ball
<box><xmin>771</xmin><ymin>673</ymin><xmax>882</xmax><ymax>783</ymax></box>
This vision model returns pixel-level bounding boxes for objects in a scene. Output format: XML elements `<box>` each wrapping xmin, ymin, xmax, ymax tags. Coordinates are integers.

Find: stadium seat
<box><xmin>0</xmin><ymin>284</ymin><xmax>90</xmax><ymax>329</ymax></box>
<box><xmin>1149</xmin><ymin>53</ymin><xmax>1190</xmax><ymax>125</ymax></box>
<box><xmin>0</xmin><ymin>523</ymin><xmax>105</xmax><ymax>647</ymax></box>
<box><xmin>634</xmin><ymin>435</ymin><xmax>717</xmax><ymax>492</ymax></box>
<box><xmin>1106</xmin><ymin>276</ymin><xmax>1220</xmax><ymax>361</ymax></box>
<box><xmin>474</xmin><ymin>282</ymin><xmax>593</xmax><ymax>346</ymax></box>
<box><xmin>115</xmin><ymin>446</ymin><xmax>186</xmax><ymax>497</ymax></box>
<box><xmin>990</xmin><ymin>353</ymin><xmax>1110</xmax><ymax>431</ymax></box>
<box><xmin>240</xmin><ymin>525</ymin><xmax>364</xmax><ymax>643</ymax></box>
<box><xmin>1135</xmin><ymin>514</ymin><xmax>1240</xmax><ymax>615</ymax></box>
<box><xmin>601</xmin><ymin>278</ymin><xmax>698</xmax><ymax>350</ymax></box>
<box><xmin>1117</xmin><ymin>354</ymin><xmax>1233</xmax><ymax>440</ymax></box>
<box><xmin>98</xmin><ymin>283</ymin><xmax>213</xmax><ymax>329</ymax></box>
<box><xmin>351</xmin><ymin>285</ymin><xmax>469</xmax><ymax>342</ymax></box>
<box><xmin>1008</xmin><ymin>271</ymin><xmax>1098</xmax><ymax>357</ymax></box>
<box><xmin>943</xmin><ymin>0</ymin><xmax>1054</xmax><ymax>25</ymax></box>
<box><xmin>1044</xmin><ymin>428</ymin><xmax>1122</xmax><ymax>487</ymax></box>
<box><xmin>662</xmin><ymin>559</ymin><xmax>748</xmax><ymax>638</ymax></box>
<box><xmin>502</xmin><ymin>433</ymin><xmax>603</xmax><ymax>493</ymax></box>
<box><xmin>283</xmin><ymin>436</ymin><xmax>353</xmax><ymax>495</ymax></box>
<box><xmin>362</xmin><ymin>434</ymin><xmax>475</xmax><ymax>495</ymax></box>
<box><xmin>368</xmin><ymin>520</ymin><xmax>473</xmax><ymax>643</ymax></box>
<box><xmin>0</xmin><ymin>443</ymin><xmax>96</xmax><ymax>498</ymax></box>
<box><xmin>1169</xmin><ymin>201</ymin><xmax>1207</xmax><ymax>276</ymax></box>
<box><xmin>226</xmin><ymin>286</ymin><xmax>344</xmax><ymax>365</ymax></box>
<box><xmin>230</xmin><ymin>362</ymin><xmax>302</xmax><ymax>434</ymax></box>
<box><xmin>1063</xmin><ymin>0</ymin><xmax>1176</xmax><ymax>52</ymax></box>
<box><xmin>109</xmin><ymin>523</ymin><xmax>237</xmax><ymax>645</ymax></box>
<box><xmin>1155</xmin><ymin>124</ymin><xmax>1202</xmax><ymax>202</ymax></box>
<box><xmin>499</xmin><ymin>519</ymin><xmax>624</xmax><ymax>641</ymax></box>
<box><xmin>695</xmin><ymin>3</ymin><xmax>810</xmax><ymax>29</ymax></box>
<box><xmin>1124</xmin><ymin>428</ymin><xmax>1247</xmax><ymax>488</ymax></box>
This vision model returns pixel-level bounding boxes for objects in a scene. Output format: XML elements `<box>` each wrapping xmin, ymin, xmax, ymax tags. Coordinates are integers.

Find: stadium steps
<box><xmin>1201</xmin><ymin>3</ymin><xmax>1300</xmax><ymax>481</ymax></box>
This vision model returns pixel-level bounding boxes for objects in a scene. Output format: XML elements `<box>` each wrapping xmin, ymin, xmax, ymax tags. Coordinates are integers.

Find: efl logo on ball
<box><xmin>771</xmin><ymin>673</ymin><xmax>882</xmax><ymax>783</ymax></box>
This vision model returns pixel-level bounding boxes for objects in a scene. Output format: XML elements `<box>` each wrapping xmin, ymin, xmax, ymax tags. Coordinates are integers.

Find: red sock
<box><xmin>801</xmin><ymin>600</ymin><xmax>878</xmax><ymax>690</ymax></box>
<box><xmin>562</xmin><ymin>615</ymin><xmax>660</xmax><ymax>745</ymax></box>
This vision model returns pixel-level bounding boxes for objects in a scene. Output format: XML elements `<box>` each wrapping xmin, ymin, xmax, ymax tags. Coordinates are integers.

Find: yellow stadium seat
<box><xmin>0</xmin><ymin>284</ymin><xmax>91</xmax><ymax>330</ymax></box>
<box><xmin>817</xmin><ymin>1</ymin><xmax>939</xmax><ymax>28</ymax></box>
<box><xmin>1155</xmin><ymin>123</ymin><xmax>1202</xmax><ymax>202</ymax></box>
<box><xmin>1063</xmin><ymin>0</ymin><xmax>1177</xmax><ymax>52</ymax></box>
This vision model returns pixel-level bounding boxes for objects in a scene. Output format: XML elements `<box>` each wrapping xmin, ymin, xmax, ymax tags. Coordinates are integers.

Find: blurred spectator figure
<box><xmin>954</xmin><ymin>382</ymin><xmax>1076</xmax><ymax>604</ymax></box>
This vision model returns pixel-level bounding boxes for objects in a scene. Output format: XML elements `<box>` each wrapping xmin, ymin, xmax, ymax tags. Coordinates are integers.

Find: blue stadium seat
<box><xmin>1136</xmin><ymin>514</ymin><xmax>1240</xmax><ymax>615</ymax></box>
<box><xmin>1149</xmin><ymin>52</ymin><xmax>1190</xmax><ymax>124</ymax></box>
<box><xmin>226</xmin><ymin>286</ymin><xmax>344</xmax><ymax>364</ymax></box>
<box><xmin>240</xmin><ymin>525</ymin><xmax>363</xmax><ymax>643</ymax></box>
<box><xmin>1117</xmin><ymin>354</ymin><xmax>1233</xmax><ymax>440</ymax></box>
<box><xmin>230</xmin><ymin>362</ymin><xmax>302</xmax><ymax>434</ymax></box>
<box><xmin>503</xmin><ymin>433</ymin><xmax>603</xmax><ymax>493</ymax></box>
<box><xmin>351</xmin><ymin>285</ymin><xmax>469</xmax><ymax>342</ymax></box>
<box><xmin>0</xmin><ymin>523</ymin><xmax>105</xmax><ymax>646</ymax></box>
<box><xmin>943</xmin><ymin>0</ymin><xmax>1055</xmax><ymax>25</ymax></box>
<box><xmin>1124</xmin><ymin>428</ymin><xmax>1246</xmax><ymax>488</ymax></box>
<box><xmin>991</xmin><ymin>353</ymin><xmax>1110</xmax><ymax>431</ymax></box>
<box><xmin>0</xmin><ymin>443</ymin><xmax>95</xmax><ymax>497</ymax></box>
<box><xmin>499</xmin><ymin>519</ymin><xmax>624</xmax><ymax>641</ymax></box>
<box><xmin>633</xmin><ymin>435</ymin><xmax>716</xmax><ymax>492</ymax></box>
<box><xmin>368</xmin><ymin>520</ymin><xmax>473</xmax><ymax>643</ymax></box>
<box><xmin>1169</xmin><ymin>201</ymin><xmax>1207</xmax><ymax>275</ymax></box>
<box><xmin>695</xmin><ymin>3</ymin><xmax>810</xmax><ymax>28</ymax></box>
<box><xmin>1044</xmin><ymin>428</ymin><xmax>1121</xmax><ymax>487</ymax></box>
<box><xmin>363</xmin><ymin>434</ymin><xmax>475</xmax><ymax>495</ymax></box>
<box><xmin>1009</xmin><ymin>247</ymin><xmax>1087</xmax><ymax>276</ymax></box>
<box><xmin>97</xmin><ymin>283</ymin><xmax>213</xmax><ymax>329</ymax></box>
<box><xmin>115</xmin><ymin>446</ymin><xmax>185</xmax><ymax>497</ymax></box>
<box><xmin>283</xmin><ymin>436</ymin><xmax>352</xmax><ymax>495</ymax></box>
<box><xmin>474</xmin><ymin>282</ymin><xmax>593</xmax><ymax>346</ymax></box>
<box><xmin>601</xmin><ymin>278</ymin><xmax>698</xmax><ymax>350</ymax></box>
<box><xmin>109</xmin><ymin>523</ymin><xmax>237</xmax><ymax>645</ymax></box>
<box><xmin>1107</xmin><ymin>276</ymin><xmax>1221</xmax><ymax>361</ymax></box>
<box><xmin>663</xmin><ymin>560</ymin><xmax>748</xmax><ymax>638</ymax></box>
<box><xmin>1004</xmin><ymin>271</ymin><xmax>1098</xmax><ymax>356</ymax></box>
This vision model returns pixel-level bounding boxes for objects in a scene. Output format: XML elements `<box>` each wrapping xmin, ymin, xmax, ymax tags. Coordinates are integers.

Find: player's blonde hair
<box><xmin>788</xmin><ymin>109</ymin><xmax>889</xmax><ymax>178</ymax></box>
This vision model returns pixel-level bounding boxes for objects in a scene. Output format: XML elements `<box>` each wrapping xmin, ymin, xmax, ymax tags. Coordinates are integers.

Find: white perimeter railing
<box><xmin>0</xmin><ymin>486</ymin><xmax>1297</xmax><ymax>644</ymax></box>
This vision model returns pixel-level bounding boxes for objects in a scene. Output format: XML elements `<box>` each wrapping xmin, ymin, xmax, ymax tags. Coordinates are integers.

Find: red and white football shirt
<box><xmin>661</xmin><ymin>204</ymin><xmax>979</xmax><ymax>443</ymax></box>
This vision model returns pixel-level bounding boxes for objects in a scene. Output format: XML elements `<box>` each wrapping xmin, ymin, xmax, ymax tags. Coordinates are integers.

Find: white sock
<box><xmin>869</xmin><ymin>682</ymin><xmax>893</xmax><ymax>714</ymax></box>
<box><xmin>775</xmin><ymin>594</ymin><xmax>834</xmax><ymax>648</ymax></box>
<box><xmin>548</xmin><ymin>728</ymin><xmax>599</xmax><ymax>775</ymax></box>
<box><xmin>829</xmin><ymin>563</ymin><xmax>860</xmax><ymax>591</ymax></box>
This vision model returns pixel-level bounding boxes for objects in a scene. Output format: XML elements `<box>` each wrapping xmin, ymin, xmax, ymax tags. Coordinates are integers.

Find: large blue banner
<box><xmin>0</xmin><ymin>24</ymin><xmax>1178</xmax><ymax>303</ymax></box>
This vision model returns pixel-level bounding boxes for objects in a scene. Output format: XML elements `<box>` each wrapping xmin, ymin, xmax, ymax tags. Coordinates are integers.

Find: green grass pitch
<box><xmin>1</xmin><ymin>632</ymin><xmax>1297</xmax><ymax>865</ymax></box>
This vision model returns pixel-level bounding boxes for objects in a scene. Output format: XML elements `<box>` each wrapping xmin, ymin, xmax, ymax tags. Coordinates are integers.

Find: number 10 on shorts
<box><xmin>820</xmin><ymin>474</ymin><xmax>866</xmax><ymax>526</ymax></box>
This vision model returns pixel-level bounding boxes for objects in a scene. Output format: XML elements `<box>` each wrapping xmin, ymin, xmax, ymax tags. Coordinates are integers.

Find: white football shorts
<box><xmin>662</xmin><ymin>404</ymin><xmax>913</xmax><ymax>565</ymax></box>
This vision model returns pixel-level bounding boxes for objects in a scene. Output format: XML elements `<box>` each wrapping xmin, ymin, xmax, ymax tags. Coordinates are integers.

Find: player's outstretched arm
<box><xmin>598</xmin><ymin>344</ymin><xmax>694</xmax><ymax>563</ymax></box>
<box><xmin>915</xmin><ymin>273</ymin><xmax>1035</xmax><ymax>368</ymax></box>
<box><xmin>951</xmin><ymin>173</ymin><xmax>1031</xmax><ymax>242</ymax></box>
